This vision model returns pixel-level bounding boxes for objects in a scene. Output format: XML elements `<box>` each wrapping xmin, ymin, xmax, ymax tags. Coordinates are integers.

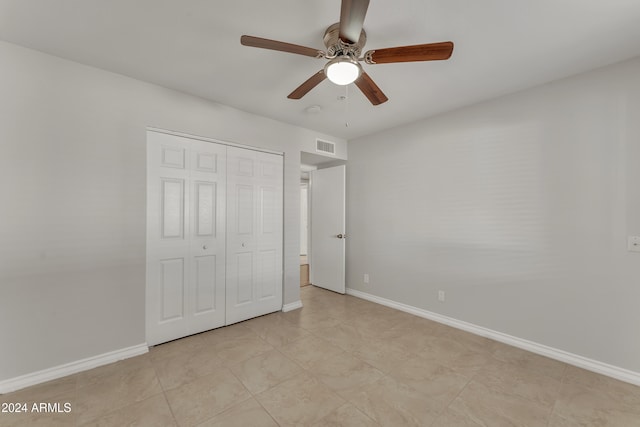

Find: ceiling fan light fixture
<box><xmin>325</xmin><ymin>56</ymin><xmax>362</xmax><ymax>85</ymax></box>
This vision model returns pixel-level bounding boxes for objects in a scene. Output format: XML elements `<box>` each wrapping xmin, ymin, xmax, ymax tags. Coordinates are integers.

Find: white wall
<box><xmin>347</xmin><ymin>57</ymin><xmax>640</xmax><ymax>373</ymax></box>
<box><xmin>0</xmin><ymin>40</ymin><xmax>346</xmax><ymax>382</ymax></box>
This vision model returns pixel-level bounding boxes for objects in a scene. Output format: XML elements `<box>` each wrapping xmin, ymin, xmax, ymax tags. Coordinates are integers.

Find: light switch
<box><xmin>628</xmin><ymin>236</ymin><xmax>640</xmax><ymax>253</ymax></box>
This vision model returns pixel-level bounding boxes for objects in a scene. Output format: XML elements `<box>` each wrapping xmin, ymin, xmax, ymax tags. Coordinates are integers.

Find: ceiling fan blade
<box><xmin>287</xmin><ymin>70</ymin><xmax>327</xmax><ymax>99</ymax></box>
<box><xmin>354</xmin><ymin>72</ymin><xmax>388</xmax><ymax>105</ymax></box>
<box><xmin>365</xmin><ymin>41</ymin><xmax>454</xmax><ymax>64</ymax></box>
<box><xmin>241</xmin><ymin>35</ymin><xmax>324</xmax><ymax>58</ymax></box>
<box><xmin>339</xmin><ymin>0</ymin><xmax>370</xmax><ymax>44</ymax></box>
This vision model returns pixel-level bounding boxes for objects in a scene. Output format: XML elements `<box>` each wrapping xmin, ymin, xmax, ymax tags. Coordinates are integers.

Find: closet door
<box><xmin>146</xmin><ymin>132</ymin><xmax>226</xmax><ymax>345</ymax></box>
<box><xmin>226</xmin><ymin>146</ymin><xmax>283</xmax><ymax>324</ymax></box>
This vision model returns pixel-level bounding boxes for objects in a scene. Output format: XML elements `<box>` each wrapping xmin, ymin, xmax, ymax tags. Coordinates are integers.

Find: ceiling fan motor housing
<box><xmin>323</xmin><ymin>23</ymin><xmax>366</xmax><ymax>59</ymax></box>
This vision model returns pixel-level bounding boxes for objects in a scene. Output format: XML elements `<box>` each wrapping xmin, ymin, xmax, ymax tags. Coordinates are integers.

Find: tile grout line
<box><xmin>146</xmin><ymin>348</ymin><xmax>181</xmax><ymax>427</ymax></box>
<box><xmin>159</xmin><ymin>391</ymin><xmax>180</xmax><ymax>427</ymax></box>
<box><xmin>545</xmin><ymin>362</ymin><xmax>570</xmax><ymax>427</ymax></box>
<box><xmin>224</xmin><ymin>347</ymin><xmax>300</xmax><ymax>426</ymax></box>
<box><xmin>252</xmin><ymin>392</ymin><xmax>284</xmax><ymax>427</ymax></box>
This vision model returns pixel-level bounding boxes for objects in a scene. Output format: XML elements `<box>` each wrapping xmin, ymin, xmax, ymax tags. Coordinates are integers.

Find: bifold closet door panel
<box><xmin>226</xmin><ymin>146</ymin><xmax>284</xmax><ymax>325</ymax></box>
<box><xmin>186</xmin><ymin>139</ymin><xmax>227</xmax><ymax>334</ymax></box>
<box><xmin>146</xmin><ymin>132</ymin><xmax>226</xmax><ymax>346</ymax></box>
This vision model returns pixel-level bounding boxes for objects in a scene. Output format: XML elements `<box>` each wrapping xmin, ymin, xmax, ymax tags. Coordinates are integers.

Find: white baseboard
<box><xmin>282</xmin><ymin>300</ymin><xmax>303</xmax><ymax>312</ymax></box>
<box><xmin>0</xmin><ymin>343</ymin><xmax>149</xmax><ymax>394</ymax></box>
<box><xmin>346</xmin><ymin>288</ymin><xmax>640</xmax><ymax>387</ymax></box>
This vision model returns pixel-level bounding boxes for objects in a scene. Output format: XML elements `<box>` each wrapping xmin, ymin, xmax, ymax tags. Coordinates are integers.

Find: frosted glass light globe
<box><xmin>325</xmin><ymin>57</ymin><xmax>362</xmax><ymax>85</ymax></box>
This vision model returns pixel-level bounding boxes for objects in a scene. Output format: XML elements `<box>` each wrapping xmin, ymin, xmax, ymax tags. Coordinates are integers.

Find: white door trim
<box><xmin>147</xmin><ymin>127</ymin><xmax>283</xmax><ymax>156</ymax></box>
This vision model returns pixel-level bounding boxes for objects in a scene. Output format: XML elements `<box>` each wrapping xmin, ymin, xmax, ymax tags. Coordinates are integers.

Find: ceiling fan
<box><xmin>240</xmin><ymin>0</ymin><xmax>454</xmax><ymax>105</ymax></box>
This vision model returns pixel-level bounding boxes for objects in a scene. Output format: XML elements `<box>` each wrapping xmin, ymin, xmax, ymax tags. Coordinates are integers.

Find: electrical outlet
<box><xmin>629</xmin><ymin>236</ymin><xmax>640</xmax><ymax>253</ymax></box>
<box><xmin>438</xmin><ymin>290</ymin><xmax>445</xmax><ymax>302</ymax></box>
<box><xmin>364</xmin><ymin>273</ymin><xmax>370</xmax><ymax>284</ymax></box>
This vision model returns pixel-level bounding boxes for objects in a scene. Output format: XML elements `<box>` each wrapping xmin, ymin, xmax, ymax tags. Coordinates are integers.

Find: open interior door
<box><xmin>310</xmin><ymin>165</ymin><xmax>346</xmax><ymax>294</ymax></box>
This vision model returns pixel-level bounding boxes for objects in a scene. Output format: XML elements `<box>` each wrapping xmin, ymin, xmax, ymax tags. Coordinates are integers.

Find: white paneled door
<box><xmin>147</xmin><ymin>131</ymin><xmax>283</xmax><ymax>345</ymax></box>
<box><xmin>226</xmin><ymin>146</ymin><xmax>283</xmax><ymax>324</ymax></box>
<box><xmin>146</xmin><ymin>132</ymin><xmax>227</xmax><ymax>345</ymax></box>
<box><xmin>310</xmin><ymin>165</ymin><xmax>346</xmax><ymax>294</ymax></box>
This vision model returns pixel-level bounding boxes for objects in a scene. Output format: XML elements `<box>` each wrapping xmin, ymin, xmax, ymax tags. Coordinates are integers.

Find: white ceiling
<box><xmin>2</xmin><ymin>0</ymin><xmax>640</xmax><ymax>140</ymax></box>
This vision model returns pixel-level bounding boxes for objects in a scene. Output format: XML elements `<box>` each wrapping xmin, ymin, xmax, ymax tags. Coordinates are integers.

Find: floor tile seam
<box><xmin>266</xmin><ymin>329</ymin><xmax>314</xmax><ymax>349</ymax></box>
<box><xmin>291</xmin><ymin>319</ymin><xmax>344</xmax><ymax>334</ymax></box>
<box><xmin>473</xmin><ymin>356</ymin><xmax>564</xmax><ymax>385</ymax></box>
<box><xmin>159</xmin><ymin>391</ymin><xmax>180</xmax><ymax>427</ymax></box>
<box><xmin>148</xmin><ymin>355</ymin><xmax>170</xmax><ymax>394</ymax></box>
<box><xmin>73</xmin><ymin>372</ymin><xmax>164</xmax><ymax>425</ymax></box>
<box><xmin>75</xmin><ymin>390</ymin><xmax>167</xmax><ymax>427</ymax></box>
<box><xmin>544</xmin><ymin>396</ymin><xmax>562</xmax><ymax>427</ymax></box>
<box><xmin>210</xmin><ymin>334</ymin><xmax>276</xmax><ymax>362</ymax></box>
<box><xmin>267</xmin><ymin>339</ymin><xmax>307</xmax><ymax>358</ymax></box>
<box><xmin>414</xmin><ymin>343</ymin><xmax>468</xmax><ymax>365</ymax></box>
<box><xmin>290</xmin><ymin>349</ymin><xmax>349</xmax><ymax>373</ymax></box>
<box><xmin>465</xmin><ymin>373</ymin><xmax>560</xmax><ymax>416</ymax></box>
<box><xmin>558</xmin><ymin>363</ymin><xmax>572</xmax><ymax>386</ymax></box>
<box><xmin>255</xmin><ymin>333</ymin><xmax>279</xmax><ymax>352</ymax></box>
<box><xmin>278</xmin><ymin>333</ymin><xmax>338</xmax><ymax>354</ymax></box>
<box><xmin>347</xmin><ymin>348</ymin><xmax>392</xmax><ymax>375</ymax></box>
<box><xmin>566</xmin><ymin>365</ymin><xmax>640</xmax><ymax>394</ymax></box>
<box><xmin>486</xmin><ymin>381</ymin><xmax>570</xmax><ymax>427</ymax></box>
<box><xmin>205</xmin><ymin>325</ymin><xmax>262</xmax><ymax>348</ymax></box>
<box><xmin>228</xmin><ymin>358</ymin><xmax>302</xmax><ymax>398</ymax></box>
<box><xmin>251</xmin><ymin>394</ymin><xmax>284</xmax><ymax>427</ymax></box>
<box><xmin>553</xmin><ymin>379</ymin><xmax>640</xmax><ymax>415</ymax></box>
<box><xmin>74</xmin><ymin>362</ymin><xmax>150</xmax><ymax>393</ymax></box>
<box><xmin>168</xmin><ymin>361</ymin><xmax>254</xmax><ymax>425</ymax></box>
<box><xmin>337</xmin><ymin>401</ymin><xmax>382</xmax><ymax>426</ymax></box>
<box><xmin>270</xmin><ymin>346</ymin><xmax>307</xmax><ymax>373</ymax></box>
<box><xmin>485</xmin><ymin>355</ymin><xmax>569</xmax><ymax>385</ymax></box>
<box><xmin>336</xmin><ymin>373</ymin><xmax>429</xmax><ymax>427</ymax></box>
<box><xmin>299</xmin><ymin>352</ymin><xmax>358</xmax><ymax>388</ymax></box>
<box><xmin>222</xmin><ymin>340</ymin><xmax>277</xmax><ymax>370</ymax></box>
<box><xmin>164</xmin><ymin>365</ymin><xmax>241</xmax><ymax>402</ymax></box>
<box><xmin>210</xmin><ymin>330</ymin><xmax>270</xmax><ymax>348</ymax></box>
<box><xmin>190</xmin><ymin>393</ymin><xmax>255</xmax><ymax>427</ymax></box>
<box><xmin>277</xmin><ymin>312</ymin><xmax>303</xmax><ymax>328</ymax></box>
<box><xmin>424</xmin><ymin>373</ymin><xmax>476</xmax><ymax>427</ymax></box>
<box><xmin>383</xmin><ymin>363</ymin><xmax>474</xmax><ymax>408</ymax></box>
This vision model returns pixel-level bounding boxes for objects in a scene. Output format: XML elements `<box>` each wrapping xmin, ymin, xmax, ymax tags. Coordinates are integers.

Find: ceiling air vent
<box><xmin>316</xmin><ymin>139</ymin><xmax>336</xmax><ymax>155</ymax></box>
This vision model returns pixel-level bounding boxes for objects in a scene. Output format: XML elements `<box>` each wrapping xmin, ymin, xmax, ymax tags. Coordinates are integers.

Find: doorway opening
<box><xmin>300</xmin><ymin>165</ymin><xmax>313</xmax><ymax>287</ymax></box>
<box><xmin>300</xmin><ymin>152</ymin><xmax>347</xmax><ymax>293</ymax></box>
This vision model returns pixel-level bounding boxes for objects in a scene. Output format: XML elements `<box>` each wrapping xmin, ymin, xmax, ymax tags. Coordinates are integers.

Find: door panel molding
<box><xmin>147</xmin><ymin>132</ymin><xmax>227</xmax><ymax>345</ymax></box>
<box><xmin>226</xmin><ymin>146</ymin><xmax>283</xmax><ymax>324</ymax></box>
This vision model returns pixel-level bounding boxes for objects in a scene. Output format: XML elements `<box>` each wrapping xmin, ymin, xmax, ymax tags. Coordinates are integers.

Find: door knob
<box><xmin>203</xmin><ymin>245</ymin><xmax>208</xmax><ymax>250</ymax></box>
<box><xmin>337</xmin><ymin>234</ymin><xmax>346</xmax><ymax>239</ymax></box>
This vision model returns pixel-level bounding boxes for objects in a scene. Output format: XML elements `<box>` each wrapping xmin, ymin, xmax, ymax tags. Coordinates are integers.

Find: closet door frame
<box><xmin>145</xmin><ymin>128</ymin><xmax>284</xmax><ymax>346</ymax></box>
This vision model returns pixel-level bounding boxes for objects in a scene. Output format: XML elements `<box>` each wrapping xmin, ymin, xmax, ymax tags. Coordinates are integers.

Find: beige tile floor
<box><xmin>2</xmin><ymin>286</ymin><xmax>640</xmax><ymax>426</ymax></box>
